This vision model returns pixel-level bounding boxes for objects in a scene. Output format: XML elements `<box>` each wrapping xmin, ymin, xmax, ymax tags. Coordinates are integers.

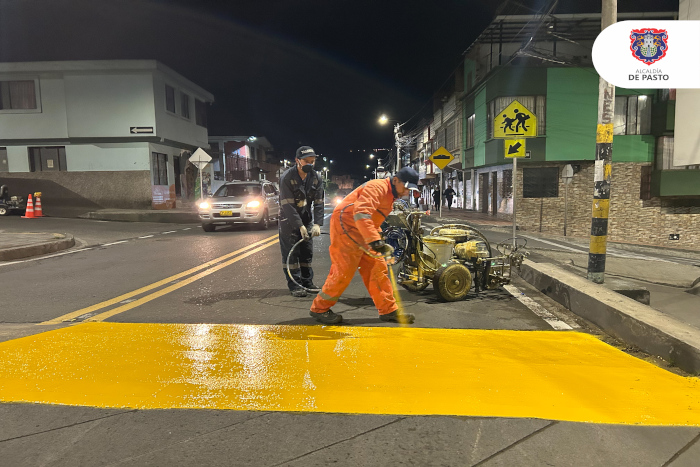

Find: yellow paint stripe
<box><xmin>596</xmin><ymin>123</ymin><xmax>613</xmax><ymax>143</ymax></box>
<box><xmin>589</xmin><ymin>235</ymin><xmax>608</xmax><ymax>254</ymax></box>
<box><xmin>591</xmin><ymin>199</ymin><xmax>610</xmax><ymax>219</ymax></box>
<box><xmin>40</xmin><ymin>234</ymin><xmax>279</xmax><ymax>325</ymax></box>
<box><xmin>86</xmin><ymin>238</ymin><xmax>279</xmax><ymax>322</ymax></box>
<box><xmin>2</xmin><ymin>323</ymin><xmax>700</xmax><ymax>426</ymax></box>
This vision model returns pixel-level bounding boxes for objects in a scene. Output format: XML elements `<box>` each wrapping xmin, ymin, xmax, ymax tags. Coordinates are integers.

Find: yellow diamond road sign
<box><xmin>504</xmin><ymin>139</ymin><xmax>526</xmax><ymax>158</ymax></box>
<box><xmin>429</xmin><ymin>146</ymin><xmax>454</xmax><ymax>170</ymax></box>
<box><xmin>493</xmin><ymin>100</ymin><xmax>537</xmax><ymax>138</ymax></box>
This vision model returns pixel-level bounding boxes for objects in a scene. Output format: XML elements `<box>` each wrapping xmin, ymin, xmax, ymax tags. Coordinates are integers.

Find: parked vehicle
<box><xmin>198</xmin><ymin>180</ymin><xmax>280</xmax><ymax>232</ymax></box>
<box><xmin>0</xmin><ymin>185</ymin><xmax>26</xmax><ymax>216</ymax></box>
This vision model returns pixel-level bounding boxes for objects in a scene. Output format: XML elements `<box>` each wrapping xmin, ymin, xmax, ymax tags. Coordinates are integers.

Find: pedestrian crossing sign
<box><xmin>493</xmin><ymin>100</ymin><xmax>537</xmax><ymax>138</ymax></box>
<box><xmin>429</xmin><ymin>146</ymin><xmax>455</xmax><ymax>170</ymax></box>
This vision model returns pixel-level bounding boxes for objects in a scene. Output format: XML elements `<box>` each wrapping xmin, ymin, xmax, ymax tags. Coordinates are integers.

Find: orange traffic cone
<box><xmin>34</xmin><ymin>196</ymin><xmax>43</xmax><ymax>217</ymax></box>
<box><xmin>22</xmin><ymin>194</ymin><xmax>35</xmax><ymax>219</ymax></box>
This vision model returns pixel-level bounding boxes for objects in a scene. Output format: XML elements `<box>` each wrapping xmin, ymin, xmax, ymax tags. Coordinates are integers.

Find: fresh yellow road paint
<box><xmin>40</xmin><ymin>234</ymin><xmax>279</xmax><ymax>325</ymax></box>
<box><xmin>2</xmin><ymin>323</ymin><xmax>700</xmax><ymax>426</ymax></box>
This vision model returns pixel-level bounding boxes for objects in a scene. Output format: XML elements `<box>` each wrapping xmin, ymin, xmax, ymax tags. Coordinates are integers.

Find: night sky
<box><xmin>0</xmin><ymin>0</ymin><xmax>679</xmax><ymax>178</ymax></box>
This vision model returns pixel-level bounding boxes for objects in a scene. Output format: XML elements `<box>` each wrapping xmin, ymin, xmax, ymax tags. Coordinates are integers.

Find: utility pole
<box><xmin>587</xmin><ymin>0</ymin><xmax>617</xmax><ymax>284</ymax></box>
<box><xmin>394</xmin><ymin>123</ymin><xmax>401</xmax><ymax>172</ymax></box>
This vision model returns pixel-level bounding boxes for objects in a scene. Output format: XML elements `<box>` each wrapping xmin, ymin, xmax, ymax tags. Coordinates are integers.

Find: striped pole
<box><xmin>587</xmin><ymin>0</ymin><xmax>616</xmax><ymax>284</ymax></box>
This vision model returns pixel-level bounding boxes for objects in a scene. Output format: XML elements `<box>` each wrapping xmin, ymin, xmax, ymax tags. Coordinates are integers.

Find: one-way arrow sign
<box><xmin>504</xmin><ymin>138</ymin><xmax>526</xmax><ymax>158</ymax></box>
<box><xmin>508</xmin><ymin>142</ymin><xmax>522</xmax><ymax>154</ymax></box>
<box><xmin>130</xmin><ymin>127</ymin><xmax>154</xmax><ymax>134</ymax></box>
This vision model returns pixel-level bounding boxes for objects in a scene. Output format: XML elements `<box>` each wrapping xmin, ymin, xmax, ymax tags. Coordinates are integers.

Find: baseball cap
<box><xmin>396</xmin><ymin>166</ymin><xmax>419</xmax><ymax>190</ymax></box>
<box><xmin>296</xmin><ymin>146</ymin><xmax>317</xmax><ymax>159</ymax></box>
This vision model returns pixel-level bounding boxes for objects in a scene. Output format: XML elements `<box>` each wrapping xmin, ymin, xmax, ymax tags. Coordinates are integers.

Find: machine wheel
<box><xmin>0</xmin><ymin>206</ymin><xmax>8</xmax><ymax>216</ymax></box>
<box><xmin>202</xmin><ymin>223</ymin><xmax>215</xmax><ymax>232</ymax></box>
<box><xmin>257</xmin><ymin>210</ymin><xmax>270</xmax><ymax>230</ymax></box>
<box><xmin>400</xmin><ymin>280</ymin><xmax>430</xmax><ymax>292</ymax></box>
<box><xmin>433</xmin><ymin>263</ymin><xmax>472</xmax><ymax>302</ymax></box>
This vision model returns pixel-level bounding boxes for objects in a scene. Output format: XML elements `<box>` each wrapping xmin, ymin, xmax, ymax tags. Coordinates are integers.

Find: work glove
<box><xmin>299</xmin><ymin>225</ymin><xmax>309</xmax><ymax>240</ymax></box>
<box><xmin>310</xmin><ymin>224</ymin><xmax>321</xmax><ymax>237</ymax></box>
<box><xmin>369</xmin><ymin>240</ymin><xmax>394</xmax><ymax>258</ymax></box>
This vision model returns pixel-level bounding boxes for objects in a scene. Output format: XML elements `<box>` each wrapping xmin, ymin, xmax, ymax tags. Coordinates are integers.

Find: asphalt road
<box><xmin>1</xmin><ymin>214</ymin><xmax>699</xmax><ymax>466</ymax></box>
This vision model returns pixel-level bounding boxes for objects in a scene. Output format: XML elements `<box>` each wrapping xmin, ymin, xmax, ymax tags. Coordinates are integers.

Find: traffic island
<box><xmin>519</xmin><ymin>259</ymin><xmax>700</xmax><ymax>375</ymax></box>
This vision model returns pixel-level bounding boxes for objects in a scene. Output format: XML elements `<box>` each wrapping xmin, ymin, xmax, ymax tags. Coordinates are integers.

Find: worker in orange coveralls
<box><xmin>309</xmin><ymin>167</ymin><xmax>420</xmax><ymax>325</ymax></box>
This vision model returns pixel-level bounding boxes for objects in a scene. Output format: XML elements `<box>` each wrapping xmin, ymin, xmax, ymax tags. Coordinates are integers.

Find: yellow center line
<box><xmin>40</xmin><ymin>234</ymin><xmax>279</xmax><ymax>325</ymax></box>
<box><xmin>85</xmin><ymin>238</ymin><xmax>280</xmax><ymax>322</ymax></box>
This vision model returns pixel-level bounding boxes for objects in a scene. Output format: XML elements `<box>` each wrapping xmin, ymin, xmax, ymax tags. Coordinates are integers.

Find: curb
<box><xmin>80</xmin><ymin>212</ymin><xmax>200</xmax><ymax>224</ymax></box>
<box><xmin>519</xmin><ymin>259</ymin><xmax>700</xmax><ymax>375</ymax></box>
<box><xmin>0</xmin><ymin>235</ymin><xmax>75</xmax><ymax>262</ymax></box>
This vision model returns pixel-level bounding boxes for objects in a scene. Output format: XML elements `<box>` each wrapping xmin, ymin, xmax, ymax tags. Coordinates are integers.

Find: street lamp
<box><xmin>369</xmin><ymin>154</ymin><xmax>375</xmax><ymax>159</ymax></box>
<box><xmin>378</xmin><ymin>114</ymin><xmax>407</xmax><ymax>172</ymax></box>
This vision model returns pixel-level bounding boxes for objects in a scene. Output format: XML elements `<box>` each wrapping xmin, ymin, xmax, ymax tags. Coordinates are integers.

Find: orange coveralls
<box><xmin>311</xmin><ymin>178</ymin><xmax>397</xmax><ymax>316</ymax></box>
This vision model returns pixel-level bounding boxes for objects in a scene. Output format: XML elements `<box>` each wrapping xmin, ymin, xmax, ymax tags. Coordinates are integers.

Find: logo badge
<box><xmin>630</xmin><ymin>28</ymin><xmax>668</xmax><ymax>65</ymax></box>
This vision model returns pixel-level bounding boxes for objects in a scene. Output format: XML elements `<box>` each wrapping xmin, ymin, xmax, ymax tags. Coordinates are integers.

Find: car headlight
<box><xmin>246</xmin><ymin>200</ymin><xmax>261</xmax><ymax>208</ymax></box>
<box><xmin>199</xmin><ymin>201</ymin><xmax>210</xmax><ymax>209</ymax></box>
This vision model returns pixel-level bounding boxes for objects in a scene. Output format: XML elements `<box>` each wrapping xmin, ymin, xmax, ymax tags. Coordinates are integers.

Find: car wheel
<box><xmin>257</xmin><ymin>210</ymin><xmax>270</xmax><ymax>230</ymax></box>
<box><xmin>202</xmin><ymin>223</ymin><xmax>215</xmax><ymax>232</ymax></box>
<box><xmin>0</xmin><ymin>206</ymin><xmax>8</xmax><ymax>216</ymax></box>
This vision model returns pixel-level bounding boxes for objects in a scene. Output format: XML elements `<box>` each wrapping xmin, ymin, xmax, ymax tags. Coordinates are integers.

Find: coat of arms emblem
<box><xmin>630</xmin><ymin>28</ymin><xmax>668</xmax><ymax>65</ymax></box>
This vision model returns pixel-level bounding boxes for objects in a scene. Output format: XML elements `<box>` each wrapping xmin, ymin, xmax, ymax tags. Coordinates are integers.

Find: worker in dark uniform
<box><xmin>278</xmin><ymin>146</ymin><xmax>325</xmax><ymax>297</ymax></box>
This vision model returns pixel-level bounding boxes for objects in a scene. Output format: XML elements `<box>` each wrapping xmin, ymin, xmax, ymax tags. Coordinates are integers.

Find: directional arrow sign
<box><xmin>429</xmin><ymin>146</ymin><xmax>455</xmax><ymax>170</ymax></box>
<box><xmin>130</xmin><ymin>127</ymin><xmax>154</xmax><ymax>134</ymax></box>
<box><xmin>504</xmin><ymin>138</ymin><xmax>526</xmax><ymax>158</ymax></box>
<box><xmin>189</xmin><ymin>148</ymin><xmax>212</xmax><ymax>170</ymax></box>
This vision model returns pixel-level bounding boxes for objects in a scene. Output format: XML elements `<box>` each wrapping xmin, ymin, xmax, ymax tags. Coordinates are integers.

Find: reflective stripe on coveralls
<box><xmin>310</xmin><ymin>178</ymin><xmax>398</xmax><ymax>316</ymax></box>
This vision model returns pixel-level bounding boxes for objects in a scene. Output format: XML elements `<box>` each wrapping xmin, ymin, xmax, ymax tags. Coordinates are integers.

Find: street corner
<box><xmin>1</xmin><ymin>322</ymin><xmax>700</xmax><ymax>426</ymax></box>
<box><xmin>0</xmin><ymin>232</ymin><xmax>75</xmax><ymax>262</ymax></box>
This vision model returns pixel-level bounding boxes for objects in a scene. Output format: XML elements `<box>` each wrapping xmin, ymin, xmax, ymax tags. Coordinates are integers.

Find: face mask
<box><xmin>301</xmin><ymin>164</ymin><xmax>313</xmax><ymax>173</ymax></box>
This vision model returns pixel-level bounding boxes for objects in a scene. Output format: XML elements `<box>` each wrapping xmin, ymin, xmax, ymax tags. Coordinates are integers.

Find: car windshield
<box><xmin>213</xmin><ymin>185</ymin><xmax>261</xmax><ymax>198</ymax></box>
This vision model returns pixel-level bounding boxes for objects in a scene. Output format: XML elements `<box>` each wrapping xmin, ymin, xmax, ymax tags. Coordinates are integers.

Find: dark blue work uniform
<box><xmin>278</xmin><ymin>166</ymin><xmax>325</xmax><ymax>291</ymax></box>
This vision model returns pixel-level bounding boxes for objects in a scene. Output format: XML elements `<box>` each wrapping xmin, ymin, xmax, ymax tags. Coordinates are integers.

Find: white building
<box><xmin>0</xmin><ymin>60</ymin><xmax>214</xmax><ymax>213</ymax></box>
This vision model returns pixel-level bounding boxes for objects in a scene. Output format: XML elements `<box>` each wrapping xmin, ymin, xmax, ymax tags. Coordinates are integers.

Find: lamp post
<box><xmin>378</xmin><ymin>115</ymin><xmax>407</xmax><ymax>172</ymax></box>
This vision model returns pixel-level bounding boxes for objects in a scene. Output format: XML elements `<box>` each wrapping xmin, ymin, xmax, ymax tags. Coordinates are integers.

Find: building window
<box><xmin>195</xmin><ymin>99</ymin><xmax>207</xmax><ymax>128</ymax></box>
<box><xmin>487</xmin><ymin>95</ymin><xmax>546</xmax><ymax>139</ymax></box>
<box><xmin>152</xmin><ymin>152</ymin><xmax>169</xmax><ymax>185</ymax></box>
<box><xmin>613</xmin><ymin>95</ymin><xmax>651</xmax><ymax>135</ymax></box>
<box><xmin>658</xmin><ymin>89</ymin><xmax>676</xmax><ymax>101</ymax></box>
<box><xmin>0</xmin><ymin>80</ymin><xmax>37</xmax><ymax>110</ymax></box>
<box><xmin>466</xmin><ymin>114</ymin><xmax>475</xmax><ymax>148</ymax></box>
<box><xmin>640</xmin><ymin>165</ymin><xmax>652</xmax><ymax>200</ymax></box>
<box><xmin>28</xmin><ymin>147</ymin><xmax>67</xmax><ymax>172</ymax></box>
<box><xmin>523</xmin><ymin>167</ymin><xmax>558</xmax><ymax>198</ymax></box>
<box><xmin>501</xmin><ymin>169</ymin><xmax>513</xmax><ymax>198</ymax></box>
<box><xmin>165</xmin><ymin>85</ymin><xmax>176</xmax><ymax>113</ymax></box>
<box><xmin>446</xmin><ymin>121</ymin><xmax>456</xmax><ymax>151</ymax></box>
<box><xmin>656</xmin><ymin>136</ymin><xmax>675</xmax><ymax>170</ymax></box>
<box><xmin>180</xmin><ymin>92</ymin><xmax>190</xmax><ymax>119</ymax></box>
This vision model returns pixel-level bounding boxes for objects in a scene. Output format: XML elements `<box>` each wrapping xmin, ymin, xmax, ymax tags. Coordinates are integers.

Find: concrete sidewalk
<box><xmin>80</xmin><ymin>207</ymin><xmax>200</xmax><ymax>223</ymax></box>
<box><xmin>0</xmin><ymin>231</ymin><xmax>74</xmax><ymax>261</ymax></box>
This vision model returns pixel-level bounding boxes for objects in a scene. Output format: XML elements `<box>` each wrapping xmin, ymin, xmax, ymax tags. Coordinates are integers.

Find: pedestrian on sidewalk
<box><xmin>432</xmin><ymin>187</ymin><xmax>441</xmax><ymax>211</ymax></box>
<box><xmin>278</xmin><ymin>146</ymin><xmax>325</xmax><ymax>298</ymax></box>
<box><xmin>309</xmin><ymin>167</ymin><xmax>420</xmax><ymax>325</ymax></box>
<box><xmin>444</xmin><ymin>185</ymin><xmax>456</xmax><ymax>210</ymax></box>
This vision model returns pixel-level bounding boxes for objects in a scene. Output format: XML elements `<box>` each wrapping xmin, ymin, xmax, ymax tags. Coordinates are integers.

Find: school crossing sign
<box><xmin>493</xmin><ymin>100</ymin><xmax>537</xmax><ymax>139</ymax></box>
